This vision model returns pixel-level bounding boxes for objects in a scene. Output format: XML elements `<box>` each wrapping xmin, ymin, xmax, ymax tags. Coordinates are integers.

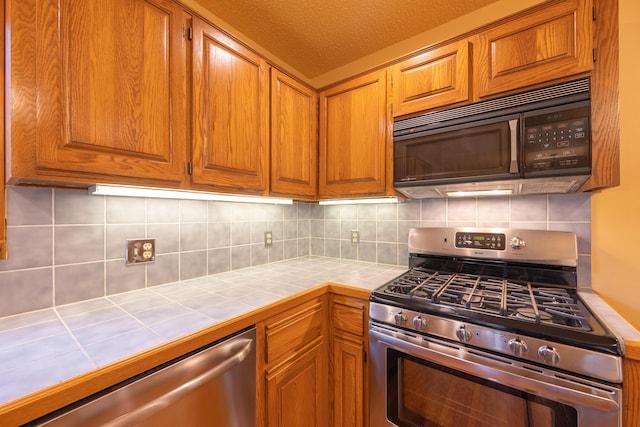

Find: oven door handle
<box><xmin>369</xmin><ymin>326</ymin><xmax>619</xmax><ymax>414</ymax></box>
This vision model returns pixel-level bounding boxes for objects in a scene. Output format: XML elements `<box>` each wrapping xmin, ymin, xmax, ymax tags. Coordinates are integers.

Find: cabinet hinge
<box><xmin>593</xmin><ymin>48</ymin><xmax>597</xmax><ymax>63</ymax></box>
<box><xmin>187</xmin><ymin>162</ymin><xmax>193</xmax><ymax>175</ymax></box>
<box><xmin>592</xmin><ymin>6</ymin><xmax>596</xmax><ymax>21</ymax></box>
<box><xmin>183</xmin><ymin>24</ymin><xmax>193</xmax><ymax>41</ymax></box>
<box><xmin>363</xmin><ymin>350</ymin><xmax>367</xmax><ymax>363</ymax></box>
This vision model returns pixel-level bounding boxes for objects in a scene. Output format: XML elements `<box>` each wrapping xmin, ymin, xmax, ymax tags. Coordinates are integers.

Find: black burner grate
<box><xmin>383</xmin><ymin>268</ymin><xmax>591</xmax><ymax>331</ymax></box>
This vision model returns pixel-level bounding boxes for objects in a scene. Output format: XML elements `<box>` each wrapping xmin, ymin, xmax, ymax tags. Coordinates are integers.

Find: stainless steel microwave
<box><xmin>393</xmin><ymin>79</ymin><xmax>592</xmax><ymax>198</ymax></box>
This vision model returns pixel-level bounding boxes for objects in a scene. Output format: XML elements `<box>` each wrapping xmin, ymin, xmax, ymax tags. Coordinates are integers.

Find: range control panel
<box><xmin>523</xmin><ymin>103</ymin><xmax>590</xmax><ymax>172</ymax></box>
<box><xmin>455</xmin><ymin>232</ymin><xmax>506</xmax><ymax>250</ymax></box>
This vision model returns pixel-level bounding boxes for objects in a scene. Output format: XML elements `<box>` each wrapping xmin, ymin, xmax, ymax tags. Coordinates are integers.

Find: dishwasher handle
<box><xmin>105</xmin><ymin>337</ymin><xmax>254</xmax><ymax>427</ymax></box>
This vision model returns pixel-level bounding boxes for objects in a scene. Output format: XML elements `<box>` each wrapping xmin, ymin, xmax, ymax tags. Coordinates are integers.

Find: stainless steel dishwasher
<box><xmin>32</xmin><ymin>327</ymin><xmax>256</xmax><ymax>427</ymax></box>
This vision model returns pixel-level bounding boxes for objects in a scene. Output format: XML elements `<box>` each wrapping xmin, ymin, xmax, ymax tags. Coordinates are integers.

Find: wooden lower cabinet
<box><xmin>258</xmin><ymin>291</ymin><xmax>369</xmax><ymax>427</ymax></box>
<box><xmin>332</xmin><ymin>337</ymin><xmax>365</xmax><ymax>427</ymax></box>
<box><xmin>330</xmin><ymin>294</ymin><xmax>369</xmax><ymax>427</ymax></box>
<box><xmin>266</xmin><ymin>339</ymin><xmax>329</xmax><ymax>427</ymax></box>
<box><xmin>624</xmin><ymin>340</ymin><xmax>640</xmax><ymax>427</ymax></box>
<box><xmin>258</xmin><ymin>295</ymin><xmax>330</xmax><ymax>427</ymax></box>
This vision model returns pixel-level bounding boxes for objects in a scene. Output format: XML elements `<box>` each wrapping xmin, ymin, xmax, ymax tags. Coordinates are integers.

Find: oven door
<box><xmin>369</xmin><ymin>322</ymin><xmax>621</xmax><ymax>427</ymax></box>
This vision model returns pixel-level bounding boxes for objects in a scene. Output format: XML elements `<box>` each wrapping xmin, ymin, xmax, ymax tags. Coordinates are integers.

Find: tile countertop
<box><xmin>0</xmin><ymin>256</ymin><xmax>406</xmax><ymax>407</ymax></box>
<box><xmin>1</xmin><ymin>256</ymin><xmax>638</xmax><ymax>417</ymax></box>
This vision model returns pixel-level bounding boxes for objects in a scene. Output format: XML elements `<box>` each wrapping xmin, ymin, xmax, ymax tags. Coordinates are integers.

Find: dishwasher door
<box><xmin>33</xmin><ymin>327</ymin><xmax>256</xmax><ymax>427</ymax></box>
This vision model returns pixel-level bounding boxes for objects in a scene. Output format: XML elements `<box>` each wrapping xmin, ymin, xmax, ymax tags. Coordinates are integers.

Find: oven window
<box><xmin>386</xmin><ymin>349</ymin><xmax>577</xmax><ymax>427</ymax></box>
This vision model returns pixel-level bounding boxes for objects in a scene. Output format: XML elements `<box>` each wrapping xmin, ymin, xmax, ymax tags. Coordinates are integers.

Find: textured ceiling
<box><xmin>193</xmin><ymin>0</ymin><xmax>500</xmax><ymax>79</ymax></box>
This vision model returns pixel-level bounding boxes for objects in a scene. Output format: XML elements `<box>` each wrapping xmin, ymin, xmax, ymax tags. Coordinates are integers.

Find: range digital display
<box><xmin>455</xmin><ymin>232</ymin><xmax>505</xmax><ymax>250</ymax></box>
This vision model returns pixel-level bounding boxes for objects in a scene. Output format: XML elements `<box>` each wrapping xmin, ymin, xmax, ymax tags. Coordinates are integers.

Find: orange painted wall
<box><xmin>591</xmin><ymin>0</ymin><xmax>640</xmax><ymax>330</ymax></box>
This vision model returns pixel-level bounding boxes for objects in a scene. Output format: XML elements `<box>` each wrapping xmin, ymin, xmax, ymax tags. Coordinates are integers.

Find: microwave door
<box><xmin>394</xmin><ymin>117</ymin><xmax>520</xmax><ymax>185</ymax></box>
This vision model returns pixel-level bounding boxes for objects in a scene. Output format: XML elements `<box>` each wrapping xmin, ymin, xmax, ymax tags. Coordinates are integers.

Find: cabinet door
<box><xmin>474</xmin><ymin>0</ymin><xmax>593</xmax><ymax>98</ymax></box>
<box><xmin>391</xmin><ymin>40</ymin><xmax>471</xmax><ymax>117</ymax></box>
<box><xmin>333</xmin><ymin>337</ymin><xmax>365</xmax><ymax>427</ymax></box>
<box><xmin>191</xmin><ymin>19</ymin><xmax>269</xmax><ymax>194</ymax></box>
<box><xmin>319</xmin><ymin>69</ymin><xmax>391</xmax><ymax>197</ymax></box>
<box><xmin>0</xmin><ymin>0</ymin><xmax>5</xmax><ymax>259</ymax></box>
<box><xmin>266</xmin><ymin>340</ymin><xmax>329</xmax><ymax>427</ymax></box>
<box><xmin>270</xmin><ymin>69</ymin><xmax>318</xmax><ymax>199</ymax></box>
<box><xmin>9</xmin><ymin>0</ymin><xmax>188</xmax><ymax>185</ymax></box>
<box><xmin>331</xmin><ymin>294</ymin><xmax>368</xmax><ymax>427</ymax></box>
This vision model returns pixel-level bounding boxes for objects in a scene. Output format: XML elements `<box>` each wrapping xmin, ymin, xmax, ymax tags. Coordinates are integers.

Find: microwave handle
<box><xmin>509</xmin><ymin>119</ymin><xmax>519</xmax><ymax>173</ymax></box>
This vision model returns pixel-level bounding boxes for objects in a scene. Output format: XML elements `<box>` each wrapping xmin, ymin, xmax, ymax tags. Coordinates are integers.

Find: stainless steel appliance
<box><xmin>32</xmin><ymin>327</ymin><xmax>256</xmax><ymax>427</ymax></box>
<box><xmin>369</xmin><ymin>228</ymin><xmax>623</xmax><ymax>427</ymax></box>
<box><xmin>393</xmin><ymin>79</ymin><xmax>591</xmax><ymax>198</ymax></box>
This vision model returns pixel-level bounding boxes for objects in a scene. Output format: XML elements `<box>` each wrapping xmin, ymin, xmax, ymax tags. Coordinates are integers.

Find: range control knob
<box><xmin>538</xmin><ymin>345</ymin><xmax>561</xmax><ymax>366</ymax></box>
<box><xmin>394</xmin><ymin>311</ymin><xmax>408</xmax><ymax>326</ymax></box>
<box><xmin>412</xmin><ymin>315</ymin><xmax>428</xmax><ymax>331</ymax></box>
<box><xmin>510</xmin><ymin>236</ymin><xmax>526</xmax><ymax>250</ymax></box>
<box><xmin>455</xmin><ymin>325</ymin><xmax>472</xmax><ymax>343</ymax></box>
<box><xmin>508</xmin><ymin>338</ymin><xmax>528</xmax><ymax>357</ymax></box>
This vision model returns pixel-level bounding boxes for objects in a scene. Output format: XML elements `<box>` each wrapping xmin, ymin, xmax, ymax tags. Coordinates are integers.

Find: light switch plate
<box><xmin>126</xmin><ymin>238</ymin><xmax>156</xmax><ymax>264</ymax></box>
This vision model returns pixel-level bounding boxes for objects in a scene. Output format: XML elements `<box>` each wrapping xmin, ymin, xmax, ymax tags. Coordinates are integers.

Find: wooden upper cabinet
<box><xmin>8</xmin><ymin>0</ymin><xmax>188</xmax><ymax>185</ymax></box>
<box><xmin>391</xmin><ymin>40</ymin><xmax>471</xmax><ymax>117</ymax></box>
<box><xmin>473</xmin><ymin>0</ymin><xmax>593</xmax><ymax>99</ymax></box>
<box><xmin>191</xmin><ymin>19</ymin><xmax>270</xmax><ymax>194</ymax></box>
<box><xmin>270</xmin><ymin>70</ymin><xmax>318</xmax><ymax>199</ymax></box>
<box><xmin>319</xmin><ymin>69</ymin><xmax>391</xmax><ymax>198</ymax></box>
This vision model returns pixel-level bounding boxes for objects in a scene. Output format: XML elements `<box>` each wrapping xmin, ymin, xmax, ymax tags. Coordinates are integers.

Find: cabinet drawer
<box><xmin>332</xmin><ymin>295</ymin><xmax>367</xmax><ymax>338</ymax></box>
<box><xmin>264</xmin><ymin>297</ymin><xmax>325</xmax><ymax>366</ymax></box>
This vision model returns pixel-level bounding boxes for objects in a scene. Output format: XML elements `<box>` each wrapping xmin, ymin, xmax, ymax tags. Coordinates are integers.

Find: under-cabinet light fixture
<box><xmin>446</xmin><ymin>189</ymin><xmax>513</xmax><ymax>198</ymax></box>
<box><xmin>318</xmin><ymin>197</ymin><xmax>398</xmax><ymax>206</ymax></box>
<box><xmin>89</xmin><ymin>184</ymin><xmax>294</xmax><ymax>205</ymax></box>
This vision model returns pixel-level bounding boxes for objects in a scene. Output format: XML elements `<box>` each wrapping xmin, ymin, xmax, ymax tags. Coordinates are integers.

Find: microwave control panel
<box><xmin>523</xmin><ymin>104</ymin><xmax>590</xmax><ymax>172</ymax></box>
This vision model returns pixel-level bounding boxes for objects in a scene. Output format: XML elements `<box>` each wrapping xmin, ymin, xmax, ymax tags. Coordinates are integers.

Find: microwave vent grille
<box><xmin>394</xmin><ymin>79</ymin><xmax>590</xmax><ymax>134</ymax></box>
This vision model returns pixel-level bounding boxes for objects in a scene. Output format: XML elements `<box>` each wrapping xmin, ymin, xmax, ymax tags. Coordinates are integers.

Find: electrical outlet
<box><xmin>126</xmin><ymin>238</ymin><xmax>156</xmax><ymax>264</ymax></box>
<box><xmin>265</xmin><ymin>231</ymin><xmax>273</xmax><ymax>247</ymax></box>
<box><xmin>351</xmin><ymin>230</ymin><xmax>360</xmax><ymax>245</ymax></box>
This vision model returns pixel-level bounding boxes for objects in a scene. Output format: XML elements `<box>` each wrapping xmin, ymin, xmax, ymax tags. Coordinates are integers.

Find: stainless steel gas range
<box><xmin>369</xmin><ymin>227</ymin><xmax>623</xmax><ymax>427</ymax></box>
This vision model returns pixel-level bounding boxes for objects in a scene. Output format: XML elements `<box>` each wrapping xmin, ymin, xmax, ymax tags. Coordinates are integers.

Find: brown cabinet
<box><xmin>0</xmin><ymin>0</ymin><xmax>5</xmax><ymax>259</ymax></box>
<box><xmin>260</xmin><ymin>296</ymin><xmax>329</xmax><ymax>427</ymax></box>
<box><xmin>191</xmin><ymin>18</ymin><xmax>270</xmax><ymax>194</ymax></box>
<box><xmin>270</xmin><ymin>70</ymin><xmax>318</xmax><ymax>199</ymax></box>
<box><xmin>473</xmin><ymin>0</ymin><xmax>593</xmax><ymax>99</ymax></box>
<box><xmin>8</xmin><ymin>0</ymin><xmax>189</xmax><ymax>186</ymax></box>
<box><xmin>319</xmin><ymin>69</ymin><xmax>392</xmax><ymax>198</ymax></box>
<box><xmin>624</xmin><ymin>340</ymin><xmax>640</xmax><ymax>427</ymax></box>
<box><xmin>391</xmin><ymin>39</ymin><xmax>472</xmax><ymax>117</ymax></box>
<box><xmin>330</xmin><ymin>294</ymin><xmax>368</xmax><ymax>427</ymax></box>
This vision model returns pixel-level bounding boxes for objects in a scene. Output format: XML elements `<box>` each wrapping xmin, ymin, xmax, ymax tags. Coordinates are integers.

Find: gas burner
<box><xmin>462</xmin><ymin>290</ymin><xmax>484</xmax><ymax>308</ymax></box>
<box><xmin>515</xmin><ymin>307</ymin><xmax>553</xmax><ymax>322</ymax></box>
<box><xmin>379</xmin><ymin>267</ymin><xmax>594</xmax><ymax>332</ymax></box>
